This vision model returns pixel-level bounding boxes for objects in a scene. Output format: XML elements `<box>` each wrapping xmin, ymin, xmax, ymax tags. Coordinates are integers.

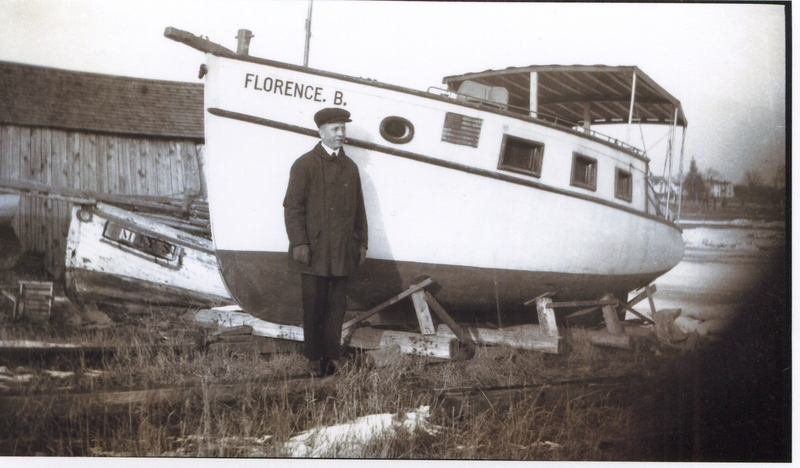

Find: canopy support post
<box><xmin>626</xmin><ymin>72</ymin><xmax>637</xmax><ymax>144</ymax></box>
<box><xmin>664</xmin><ymin>107</ymin><xmax>679</xmax><ymax>218</ymax></box>
<box><xmin>529</xmin><ymin>72</ymin><xmax>538</xmax><ymax>118</ymax></box>
<box><xmin>583</xmin><ymin>103</ymin><xmax>592</xmax><ymax>131</ymax></box>
<box><xmin>676</xmin><ymin>126</ymin><xmax>687</xmax><ymax>221</ymax></box>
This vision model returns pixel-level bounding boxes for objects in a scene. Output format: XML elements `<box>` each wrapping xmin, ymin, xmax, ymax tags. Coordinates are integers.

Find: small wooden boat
<box><xmin>167</xmin><ymin>28</ymin><xmax>685</xmax><ymax>325</ymax></box>
<box><xmin>65</xmin><ymin>202</ymin><xmax>232</xmax><ymax>307</ymax></box>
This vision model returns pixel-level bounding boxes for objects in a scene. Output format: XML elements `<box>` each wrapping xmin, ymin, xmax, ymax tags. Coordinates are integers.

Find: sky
<box><xmin>0</xmin><ymin>0</ymin><xmax>787</xmax><ymax>185</ymax></box>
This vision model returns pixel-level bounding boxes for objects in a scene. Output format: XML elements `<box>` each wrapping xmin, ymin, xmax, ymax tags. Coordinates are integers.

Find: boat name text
<box><xmin>243</xmin><ymin>73</ymin><xmax>346</xmax><ymax>105</ymax></box>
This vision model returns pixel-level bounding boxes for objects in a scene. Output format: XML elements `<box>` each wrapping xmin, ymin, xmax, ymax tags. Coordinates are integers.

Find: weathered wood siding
<box><xmin>0</xmin><ymin>124</ymin><xmax>204</xmax><ymax>278</ymax></box>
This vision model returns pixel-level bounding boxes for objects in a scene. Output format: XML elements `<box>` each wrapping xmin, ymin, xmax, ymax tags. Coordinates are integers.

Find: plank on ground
<box><xmin>434</xmin><ymin>324</ymin><xmax>560</xmax><ymax>354</ymax></box>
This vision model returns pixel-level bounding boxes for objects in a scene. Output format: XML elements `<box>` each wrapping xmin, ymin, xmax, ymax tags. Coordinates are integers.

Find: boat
<box><xmin>166</xmin><ymin>28</ymin><xmax>685</xmax><ymax>326</ymax></box>
<box><xmin>65</xmin><ymin>202</ymin><xmax>232</xmax><ymax>307</ymax></box>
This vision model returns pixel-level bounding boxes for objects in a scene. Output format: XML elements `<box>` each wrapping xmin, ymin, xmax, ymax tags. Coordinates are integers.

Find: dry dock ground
<box><xmin>0</xmin><ymin>226</ymin><xmax>789</xmax><ymax>460</ymax></box>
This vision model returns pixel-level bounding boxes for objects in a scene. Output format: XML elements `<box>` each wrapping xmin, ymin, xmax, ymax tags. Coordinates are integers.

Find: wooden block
<box><xmin>348</xmin><ymin>327</ymin><xmax>458</xmax><ymax>359</ymax></box>
<box><xmin>646</xmin><ymin>285</ymin><xmax>658</xmax><ymax>316</ymax></box>
<box><xmin>535</xmin><ymin>297</ymin><xmax>558</xmax><ymax>337</ymax></box>
<box><xmin>653</xmin><ymin>308</ymin><xmax>682</xmax><ymax>344</ymax></box>
<box><xmin>601</xmin><ymin>294</ymin><xmax>624</xmax><ymax>334</ymax></box>
<box><xmin>570</xmin><ymin>329</ymin><xmax>631</xmax><ymax>349</ymax></box>
<box><xmin>411</xmin><ymin>290</ymin><xmax>436</xmax><ymax>335</ymax></box>
<box><xmin>436</xmin><ymin>324</ymin><xmax>560</xmax><ymax>354</ymax></box>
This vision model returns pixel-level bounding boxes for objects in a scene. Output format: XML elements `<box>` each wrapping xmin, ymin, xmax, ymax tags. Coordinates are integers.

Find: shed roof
<box><xmin>0</xmin><ymin>61</ymin><xmax>203</xmax><ymax>139</ymax></box>
<box><xmin>443</xmin><ymin>65</ymin><xmax>686</xmax><ymax>128</ymax></box>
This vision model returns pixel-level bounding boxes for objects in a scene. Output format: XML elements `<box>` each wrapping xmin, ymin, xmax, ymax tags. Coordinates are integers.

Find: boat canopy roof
<box><xmin>442</xmin><ymin>65</ymin><xmax>687</xmax><ymax>128</ymax></box>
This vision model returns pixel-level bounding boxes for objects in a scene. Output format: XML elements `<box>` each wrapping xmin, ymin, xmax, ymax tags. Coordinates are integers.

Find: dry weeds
<box><xmin>0</xmin><ymin>305</ymin><xmax>684</xmax><ymax>459</ymax></box>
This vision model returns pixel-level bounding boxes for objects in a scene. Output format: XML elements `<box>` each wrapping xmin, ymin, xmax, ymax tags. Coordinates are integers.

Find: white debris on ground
<box><xmin>43</xmin><ymin>370</ymin><xmax>75</xmax><ymax>379</ymax></box>
<box><xmin>0</xmin><ymin>372</ymin><xmax>34</xmax><ymax>383</ymax></box>
<box><xmin>0</xmin><ymin>340</ymin><xmax>80</xmax><ymax>348</ymax></box>
<box><xmin>194</xmin><ymin>306</ymin><xmax>304</xmax><ymax>342</ymax></box>
<box><xmin>681</xmin><ymin>219</ymin><xmax>784</xmax><ymax>251</ymax></box>
<box><xmin>282</xmin><ymin>405</ymin><xmax>441</xmax><ymax>457</ymax></box>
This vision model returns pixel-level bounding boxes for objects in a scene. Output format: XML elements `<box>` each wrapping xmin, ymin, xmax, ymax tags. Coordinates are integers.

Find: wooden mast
<box><xmin>303</xmin><ymin>0</ymin><xmax>314</xmax><ymax>67</ymax></box>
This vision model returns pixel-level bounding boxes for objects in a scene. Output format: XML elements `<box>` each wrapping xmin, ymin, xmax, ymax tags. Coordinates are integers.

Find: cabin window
<box><xmin>615</xmin><ymin>168</ymin><xmax>633</xmax><ymax>202</ymax></box>
<box><xmin>498</xmin><ymin>135</ymin><xmax>543</xmax><ymax>177</ymax></box>
<box><xmin>570</xmin><ymin>153</ymin><xmax>597</xmax><ymax>191</ymax></box>
<box><xmin>379</xmin><ymin>116</ymin><xmax>415</xmax><ymax>144</ymax></box>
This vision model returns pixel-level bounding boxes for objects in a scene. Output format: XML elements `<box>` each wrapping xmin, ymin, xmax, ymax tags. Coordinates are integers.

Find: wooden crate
<box><xmin>16</xmin><ymin>280</ymin><xmax>53</xmax><ymax>322</ymax></box>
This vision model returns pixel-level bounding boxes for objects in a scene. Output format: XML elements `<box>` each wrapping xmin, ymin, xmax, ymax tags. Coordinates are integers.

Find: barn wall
<box><xmin>0</xmin><ymin>124</ymin><xmax>204</xmax><ymax>279</ymax></box>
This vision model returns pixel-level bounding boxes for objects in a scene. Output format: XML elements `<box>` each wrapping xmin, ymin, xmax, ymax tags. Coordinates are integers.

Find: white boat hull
<box><xmin>65</xmin><ymin>203</ymin><xmax>232</xmax><ymax>307</ymax></box>
<box><xmin>201</xmin><ymin>54</ymin><xmax>684</xmax><ymax>325</ymax></box>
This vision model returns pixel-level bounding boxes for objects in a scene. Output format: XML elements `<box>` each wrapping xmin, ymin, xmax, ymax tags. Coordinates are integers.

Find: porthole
<box><xmin>379</xmin><ymin>116</ymin><xmax>414</xmax><ymax>144</ymax></box>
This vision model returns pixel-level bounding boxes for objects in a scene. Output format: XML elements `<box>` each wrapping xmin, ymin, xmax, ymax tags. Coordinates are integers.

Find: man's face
<box><xmin>319</xmin><ymin>122</ymin><xmax>346</xmax><ymax>150</ymax></box>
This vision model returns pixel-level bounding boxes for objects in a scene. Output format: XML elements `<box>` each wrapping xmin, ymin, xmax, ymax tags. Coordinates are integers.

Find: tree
<box><xmin>743</xmin><ymin>169</ymin><xmax>763</xmax><ymax>189</ymax></box>
<box><xmin>773</xmin><ymin>164</ymin><xmax>785</xmax><ymax>189</ymax></box>
<box><xmin>683</xmin><ymin>158</ymin><xmax>705</xmax><ymax>204</ymax></box>
<box><xmin>704</xmin><ymin>167</ymin><xmax>721</xmax><ymax>183</ymax></box>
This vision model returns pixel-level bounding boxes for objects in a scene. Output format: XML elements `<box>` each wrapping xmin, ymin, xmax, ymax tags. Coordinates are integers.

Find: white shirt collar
<box><xmin>320</xmin><ymin>142</ymin><xmax>339</xmax><ymax>156</ymax></box>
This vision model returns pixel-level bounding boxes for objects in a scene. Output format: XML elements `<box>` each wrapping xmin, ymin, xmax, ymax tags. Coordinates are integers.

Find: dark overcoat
<box><xmin>283</xmin><ymin>143</ymin><xmax>368</xmax><ymax>277</ymax></box>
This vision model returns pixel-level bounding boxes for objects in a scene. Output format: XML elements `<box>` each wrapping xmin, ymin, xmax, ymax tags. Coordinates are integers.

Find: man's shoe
<box><xmin>308</xmin><ymin>359</ymin><xmax>324</xmax><ymax>378</ymax></box>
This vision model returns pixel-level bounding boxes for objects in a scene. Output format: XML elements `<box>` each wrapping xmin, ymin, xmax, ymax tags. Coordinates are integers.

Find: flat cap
<box><xmin>314</xmin><ymin>107</ymin><xmax>352</xmax><ymax>127</ymax></box>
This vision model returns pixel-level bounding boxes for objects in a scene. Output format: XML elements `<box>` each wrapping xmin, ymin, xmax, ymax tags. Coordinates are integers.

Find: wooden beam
<box><xmin>435</xmin><ymin>324</ymin><xmax>559</xmax><ymax>354</ymax></box>
<box><xmin>570</xmin><ymin>328</ymin><xmax>631</xmax><ymax>349</ymax></box>
<box><xmin>546</xmin><ymin>298</ymin><xmax>618</xmax><ymax>309</ymax></box>
<box><xmin>523</xmin><ymin>291</ymin><xmax>555</xmax><ymax>306</ymax></box>
<box><xmin>646</xmin><ymin>284</ymin><xmax>658</xmax><ymax>316</ymax></box>
<box><xmin>163</xmin><ymin>27</ymin><xmax>236</xmax><ymax>56</ymax></box>
<box><xmin>623</xmin><ymin>285</ymin><xmax>657</xmax><ymax>308</ymax></box>
<box><xmin>347</xmin><ymin>327</ymin><xmax>458</xmax><ymax>359</ymax></box>
<box><xmin>410</xmin><ymin>290</ymin><xmax>436</xmax><ymax>335</ymax></box>
<box><xmin>424</xmin><ymin>292</ymin><xmax>475</xmax><ymax>348</ymax></box>
<box><xmin>601</xmin><ymin>294</ymin><xmax>623</xmax><ymax>334</ymax></box>
<box><xmin>620</xmin><ymin>304</ymin><xmax>655</xmax><ymax>324</ymax></box>
<box><xmin>534</xmin><ymin>296</ymin><xmax>558</xmax><ymax>337</ymax></box>
<box><xmin>341</xmin><ymin>278</ymin><xmax>434</xmax><ymax>330</ymax></box>
<box><xmin>564</xmin><ymin>306</ymin><xmax>600</xmax><ymax>319</ymax></box>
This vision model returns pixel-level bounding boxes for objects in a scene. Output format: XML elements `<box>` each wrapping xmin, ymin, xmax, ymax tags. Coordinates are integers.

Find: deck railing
<box><xmin>428</xmin><ymin>86</ymin><xmax>647</xmax><ymax>158</ymax></box>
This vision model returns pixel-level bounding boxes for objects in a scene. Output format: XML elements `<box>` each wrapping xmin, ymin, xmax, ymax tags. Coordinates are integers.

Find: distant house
<box><xmin>0</xmin><ymin>61</ymin><xmax>204</xmax><ymax>278</ymax></box>
<box><xmin>649</xmin><ymin>175</ymin><xmax>680</xmax><ymax>202</ymax></box>
<box><xmin>706</xmin><ymin>179</ymin><xmax>734</xmax><ymax>199</ymax></box>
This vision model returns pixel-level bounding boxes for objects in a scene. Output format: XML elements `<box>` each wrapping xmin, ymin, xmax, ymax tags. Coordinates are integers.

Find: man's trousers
<box><xmin>301</xmin><ymin>274</ymin><xmax>347</xmax><ymax>362</ymax></box>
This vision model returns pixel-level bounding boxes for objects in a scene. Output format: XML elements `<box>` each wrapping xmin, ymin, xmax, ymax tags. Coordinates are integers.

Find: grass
<box><xmin>0</xmin><ymin>303</ymin><xmax>697</xmax><ymax>459</ymax></box>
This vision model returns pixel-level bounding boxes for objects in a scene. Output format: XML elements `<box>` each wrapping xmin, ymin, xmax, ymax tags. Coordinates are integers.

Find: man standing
<box><xmin>284</xmin><ymin>107</ymin><xmax>368</xmax><ymax>377</ymax></box>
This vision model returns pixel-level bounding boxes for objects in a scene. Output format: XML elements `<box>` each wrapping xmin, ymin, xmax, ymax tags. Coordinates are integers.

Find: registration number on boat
<box><xmin>102</xmin><ymin>221</ymin><xmax>179</xmax><ymax>261</ymax></box>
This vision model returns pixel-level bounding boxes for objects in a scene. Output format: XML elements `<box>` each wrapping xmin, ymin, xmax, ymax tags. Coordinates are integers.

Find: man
<box><xmin>283</xmin><ymin>107</ymin><xmax>368</xmax><ymax>377</ymax></box>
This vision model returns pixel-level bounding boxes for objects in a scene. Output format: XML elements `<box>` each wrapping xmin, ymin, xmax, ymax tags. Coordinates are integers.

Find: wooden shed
<box><xmin>0</xmin><ymin>61</ymin><xmax>205</xmax><ymax>279</ymax></box>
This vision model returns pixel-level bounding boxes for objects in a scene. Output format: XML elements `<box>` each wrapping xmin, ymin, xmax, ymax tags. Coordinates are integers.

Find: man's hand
<box><xmin>358</xmin><ymin>246</ymin><xmax>367</xmax><ymax>266</ymax></box>
<box><xmin>293</xmin><ymin>244</ymin><xmax>311</xmax><ymax>266</ymax></box>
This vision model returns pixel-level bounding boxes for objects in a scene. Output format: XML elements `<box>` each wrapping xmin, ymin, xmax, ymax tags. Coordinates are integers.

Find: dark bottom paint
<box><xmin>65</xmin><ymin>270</ymin><xmax>234</xmax><ymax>308</ymax></box>
<box><xmin>217</xmin><ymin>250</ymin><xmax>667</xmax><ymax>327</ymax></box>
